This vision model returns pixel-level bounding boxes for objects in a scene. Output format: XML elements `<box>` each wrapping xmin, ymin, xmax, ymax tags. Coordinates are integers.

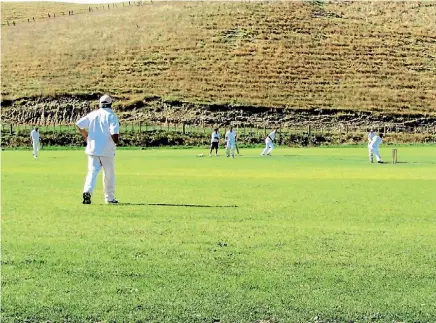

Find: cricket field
<box><xmin>2</xmin><ymin>147</ymin><xmax>436</xmax><ymax>322</ymax></box>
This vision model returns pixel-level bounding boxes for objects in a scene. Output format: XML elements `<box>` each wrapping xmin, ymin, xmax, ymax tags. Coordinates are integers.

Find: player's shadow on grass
<box><xmin>118</xmin><ymin>203</ymin><xmax>238</xmax><ymax>208</ymax></box>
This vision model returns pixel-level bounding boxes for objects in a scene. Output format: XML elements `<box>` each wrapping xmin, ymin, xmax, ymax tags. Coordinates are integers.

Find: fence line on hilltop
<box><xmin>3</xmin><ymin>1</ymin><xmax>148</xmax><ymax>27</ymax></box>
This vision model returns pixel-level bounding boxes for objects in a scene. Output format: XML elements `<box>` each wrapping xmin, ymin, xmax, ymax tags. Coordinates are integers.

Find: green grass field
<box><xmin>2</xmin><ymin>147</ymin><xmax>436</xmax><ymax>322</ymax></box>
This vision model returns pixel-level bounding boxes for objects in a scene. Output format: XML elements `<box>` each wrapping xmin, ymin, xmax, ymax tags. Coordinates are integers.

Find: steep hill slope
<box><xmin>1</xmin><ymin>1</ymin><xmax>435</xmax><ymax>116</ymax></box>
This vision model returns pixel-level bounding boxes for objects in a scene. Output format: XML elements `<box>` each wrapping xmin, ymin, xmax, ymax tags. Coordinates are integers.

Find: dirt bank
<box><xmin>2</xmin><ymin>95</ymin><xmax>436</xmax><ymax>133</ymax></box>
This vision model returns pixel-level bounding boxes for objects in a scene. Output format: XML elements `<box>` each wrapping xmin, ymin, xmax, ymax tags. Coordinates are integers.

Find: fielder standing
<box><xmin>261</xmin><ymin>129</ymin><xmax>276</xmax><ymax>156</ymax></box>
<box><xmin>367</xmin><ymin>128</ymin><xmax>375</xmax><ymax>144</ymax></box>
<box><xmin>209</xmin><ymin>128</ymin><xmax>220</xmax><ymax>157</ymax></box>
<box><xmin>76</xmin><ymin>94</ymin><xmax>120</xmax><ymax>204</ymax></box>
<box><xmin>30</xmin><ymin>127</ymin><xmax>40</xmax><ymax>158</ymax></box>
<box><xmin>369</xmin><ymin>133</ymin><xmax>383</xmax><ymax>163</ymax></box>
<box><xmin>225</xmin><ymin>127</ymin><xmax>236</xmax><ymax>158</ymax></box>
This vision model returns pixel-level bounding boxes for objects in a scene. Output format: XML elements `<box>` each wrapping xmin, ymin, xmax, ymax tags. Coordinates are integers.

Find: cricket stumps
<box><xmin>392</xmin><ymin>148</ymin><xmax>398</xmax><ymax>164</ymax></box>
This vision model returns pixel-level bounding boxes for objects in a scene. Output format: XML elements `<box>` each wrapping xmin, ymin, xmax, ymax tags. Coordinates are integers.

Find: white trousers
<box><xmin>261</xmin><ymin>140</ymin><xmax>274</xmax><ymax>155</ymax></box>
<box><xmin>369</xmin><ymin>148</ymin><xmax>381</xmax><ymax>162</ymax></box>
<box><xmin>226</xmin><ymin>141</ymin><xmax>235</xmax><ymax>157</ymax></box>
<box><xmin>32</xmin><ymin>141</ymin><xmax>39</xmax><ymax>157</ymax></box>
<box><xmin>83</xmin><ymin>155</ymin><xmax>115</xmax><ymax>201</ymax></box>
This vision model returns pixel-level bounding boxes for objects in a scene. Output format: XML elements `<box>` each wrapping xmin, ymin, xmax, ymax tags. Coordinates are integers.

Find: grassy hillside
<box><xmin>1</xmin><ymin>1</ymin><xmax>436</xmax><ymax>114</ymax></box>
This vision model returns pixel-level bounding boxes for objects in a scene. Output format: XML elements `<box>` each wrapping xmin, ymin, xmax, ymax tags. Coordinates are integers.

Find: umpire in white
<box><xmin>76</xmin><ymin>94</ymin><xmax>120</xmax><ymax>204</ymax></box>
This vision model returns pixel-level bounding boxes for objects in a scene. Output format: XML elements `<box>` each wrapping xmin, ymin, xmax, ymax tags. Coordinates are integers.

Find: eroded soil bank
<box><xmin>2</xmin><ymin>95</ymin><xmax>436</xmax><ymax>134</ymax></box>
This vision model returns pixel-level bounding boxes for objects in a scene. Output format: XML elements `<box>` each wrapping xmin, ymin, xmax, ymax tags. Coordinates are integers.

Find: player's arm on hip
<box><xmin>76</xmin><ymin>115</ymin><xmax>90</xmax><ymax>141</ymax></box>
<box><xmin>75</xmin><ymin>126</ymin><xmax>88</xmax><ymax>141</ymax></box>
<box><xmin>109</xmin><ymin>114</ymin><xmax>120</xmax><ymax>144</ymax></box>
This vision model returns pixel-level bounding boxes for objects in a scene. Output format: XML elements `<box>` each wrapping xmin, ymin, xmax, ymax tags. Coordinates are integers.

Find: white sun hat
<box><xmin>99</xmin><ymin>94</ymin><xmax>113</xmax><ymax>104</ymax></box>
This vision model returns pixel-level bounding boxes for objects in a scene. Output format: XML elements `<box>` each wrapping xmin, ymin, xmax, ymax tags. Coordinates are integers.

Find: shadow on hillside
<box><xmin>116</xmin><ymin>203</ymin><xmax>238</xmax><ymax>208</ymax></box>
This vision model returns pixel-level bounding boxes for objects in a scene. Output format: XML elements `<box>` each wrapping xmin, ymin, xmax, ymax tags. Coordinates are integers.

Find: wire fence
<box><xmin>2</xmin><ymin>122</ymin><xmax>436</xmax><ymax>137</ymax></box>
<box><xmin>2</xmin><ymin>1</ymin><xmax>149</xmax><ymax>27</ymax></box>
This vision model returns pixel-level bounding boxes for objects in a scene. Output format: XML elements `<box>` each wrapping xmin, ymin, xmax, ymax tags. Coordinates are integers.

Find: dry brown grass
<box><xmin>1</xmin><ymin>1</ymin><xmax>436</xmax><ymax>114</ymax></box>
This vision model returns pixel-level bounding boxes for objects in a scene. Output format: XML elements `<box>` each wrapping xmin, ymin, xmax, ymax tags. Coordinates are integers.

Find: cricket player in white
<box><xmin>261</xmin><ymin>129</ymin><xmax>276</xmax><ymax>156</ymax></box>
<box><xmin>225</xmin><ymin>127</ymin><xmax>236</xmax><ymax>158</ymax></box>
<box><xmin>30</xmin><ymin>127</ymin><xmax>40</xmax><ymax>158</ymax></box>
<box><xmin>367</xmin><ymin>128</ymin><xmax>375</xmax><ymax>158</ymax></box>
<box><xmin>209</xmin><ymin>128</ymin><xmax>220</xmax><ymax>157</ymax></box>
<box><xmin>76</xmin><ymin>95</ymin><xmax>120</xmax><ymax>204</ymax></box>
<box><xmin>369</xmin><ymin>133</ymin><xmax>383</xmax><ymax>163</ymax></box>
<box><xmin>367</xmin><ymin>129</ymin><xmax>375</xmax><ymax>144</ymax></box>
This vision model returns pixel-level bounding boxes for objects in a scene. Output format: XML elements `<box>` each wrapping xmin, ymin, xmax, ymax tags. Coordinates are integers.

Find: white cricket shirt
<box><xmin>76</xmin><ymin>108</ymin><xmax>120</xmax><ymax>157</ymax></box>
<box><xmin>369</xmin><ymin>136</ymin><xmax>382</xmax><ymax>149</ymax></box>
<box><xmin>30</xmin><ymin>130</ymin><xmax>40</xmax><ymax>142</ymax></box>
<box><xmin>368</xmin><ymin>132</ymin><xmax>375</xmax><ymax>143</ymax></box>
<box><xmin>211</xmin><ymin>132</ymin><xmax>220</xmax><ymax>143</ymax></box>
<box><xmin>225</xmin><ymin>131</ymin><xmax>236</xmax><ymax>143</ymax></box>
<box><xmin>266</xmin><ymin>131</ymin><xmax>276</xmax><ymax>142</ymax></box>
